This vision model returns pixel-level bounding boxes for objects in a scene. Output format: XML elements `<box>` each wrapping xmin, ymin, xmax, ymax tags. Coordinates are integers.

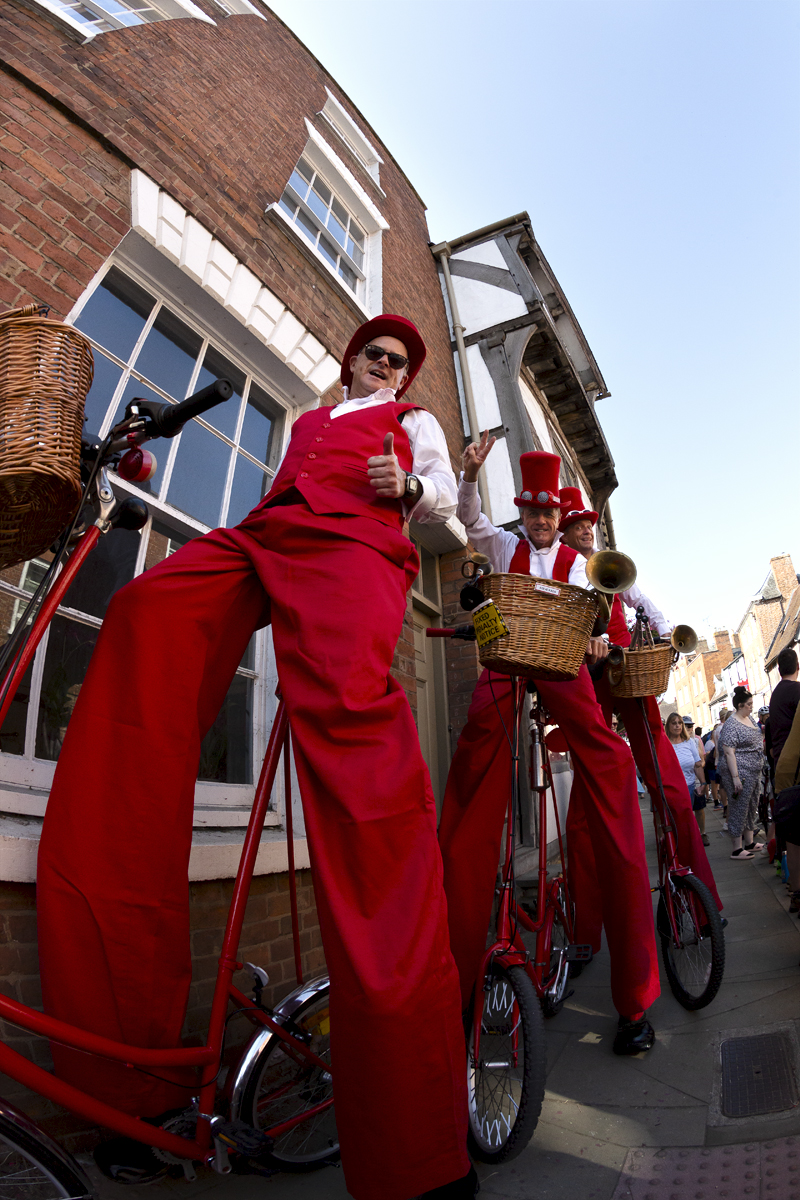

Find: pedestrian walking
<box><xmin>717</xmin><ymin>686</ymin><xmax>765</xmax><ymax>859</ymax></box>
<box><xmin>666</xmin><ymin>714</ymin><xmax>709</xmax><ymax>843</ymax></box>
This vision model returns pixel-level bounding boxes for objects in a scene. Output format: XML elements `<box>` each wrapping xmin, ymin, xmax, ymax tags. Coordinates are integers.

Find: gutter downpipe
<box><xmin>434</xmin><ymin>243</ymin><xmax>490</xmax><ymax>516</ymax></box>
<box><xmin>602</xmin><ymin>498</ymin><xmax>617</xmax><ymax>551</ymax></box>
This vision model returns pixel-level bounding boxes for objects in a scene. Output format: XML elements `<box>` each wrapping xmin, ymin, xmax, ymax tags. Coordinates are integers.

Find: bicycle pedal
<box><xmin>210</xmin><ymin>1118</ymin><xmax>272</xmax><ymax>1157</ymax></box>
<box><xmin>564</xmin><ymin>944</ymin><xmax>593</xmax><ymax>963</ymax></box>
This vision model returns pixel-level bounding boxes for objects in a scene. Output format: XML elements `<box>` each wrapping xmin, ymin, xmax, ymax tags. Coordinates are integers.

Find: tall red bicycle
<box><xmin>428</xmin><ymin>622</ymin><xmax>592</xmax><ymax>1165</ymax></box>
<box><xmin>0</xmin><ymin>379</ymin><xmax>338</xmax><ymax>1193</ymax></box>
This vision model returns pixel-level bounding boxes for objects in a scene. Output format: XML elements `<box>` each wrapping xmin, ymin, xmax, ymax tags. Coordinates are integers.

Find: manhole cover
<box><xmin>721</xmin><ymin>1032</ymin><xmax>799</xmax><ymax>1118</ymax></box>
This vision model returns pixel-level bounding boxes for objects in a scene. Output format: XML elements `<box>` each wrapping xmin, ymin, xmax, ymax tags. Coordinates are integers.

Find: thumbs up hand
<box><xmin>367</xmin><ymin>431</ymin><xmax>406</xmax><ymax>498</ymax></box>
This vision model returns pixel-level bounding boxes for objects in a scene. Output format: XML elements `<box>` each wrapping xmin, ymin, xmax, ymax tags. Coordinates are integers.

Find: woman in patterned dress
<box><xmin>717</xmin><ymin>686</ymin><xmax>765</xmax><ymax>859</ymax></box>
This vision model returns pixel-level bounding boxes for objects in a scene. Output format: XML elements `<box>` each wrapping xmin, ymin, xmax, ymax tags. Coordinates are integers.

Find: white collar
<box><xmin>340</xmin><ymin>385</ymin><xmax>397</xmax><ymax>405</ymax></box>
<box><xmin>517</xmin><ymin>528</ymin><xmax>563</xmax><ymax>555</ymax></box>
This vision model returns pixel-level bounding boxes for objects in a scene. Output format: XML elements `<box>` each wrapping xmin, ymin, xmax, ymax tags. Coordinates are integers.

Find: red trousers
<box><xmin>592</xmin><ymin>680</ymin><xmax>722</xmax><ymax>911</ymax></box>
<box><xmin>438</xmin><ymin>667</ymin><xmax>660</xmax><ymax>1018</ymax></box>
<box><xmin>37</xmin><ymin>501</ymin><xmax>468</xmax><ymax>1200</ymax></box>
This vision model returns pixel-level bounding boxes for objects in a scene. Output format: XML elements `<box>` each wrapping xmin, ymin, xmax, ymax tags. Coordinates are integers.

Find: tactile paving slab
<box><xmin>611</xmin><ymin>1139</ymin><xmax>800</xmax><ymax>1200</ymax></box>
<box><xmin>721</xmin><ymin>1033</ymin><xmax>799</xmax><ymax>1118</ymax></box>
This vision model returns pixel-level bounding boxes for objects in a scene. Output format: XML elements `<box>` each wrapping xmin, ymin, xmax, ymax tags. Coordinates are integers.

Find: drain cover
<box><xmin>721</xmin><ymin>1032</ymin><xmax>799</xmax><ymax>1118</ymax></box>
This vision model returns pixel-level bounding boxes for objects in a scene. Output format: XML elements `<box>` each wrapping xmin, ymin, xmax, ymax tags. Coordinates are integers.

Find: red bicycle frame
<box><xmin>470</xmin><ymin>680</ymin><xmax>583</xmax><ymax>1054</ymax></box>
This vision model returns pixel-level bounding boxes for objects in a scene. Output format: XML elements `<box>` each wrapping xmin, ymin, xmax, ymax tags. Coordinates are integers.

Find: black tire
<box><xmin>467</xmin><ymin>963</ymin><xmax>545</xmax><ymax>1165</ymax></box>
<box><xmin>0</xmin><ymin>1113</ymin><xmax>91</xmax><ymax>1200</ymax></box>
<box><xmin>238</xmin><ymin>984</ymin><xmax>339</xmax><ymax>1171</ymax></box>
<box><xmin>657</xmin><ymin>873</ymin><xmax>725</xmax><ymax>1010</ymax></box>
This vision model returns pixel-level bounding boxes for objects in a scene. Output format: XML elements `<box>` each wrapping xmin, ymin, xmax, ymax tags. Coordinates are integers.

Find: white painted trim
<box><xmin>320</xmin><ymin>88</ymin><xmax>383</xmax><ymax>185</ymax></box>
<box><xmin>130</xmin><ymin>171</ymin><xmax>340</xmax><ymax>396</ymax></box>
<box><xmin>303</xmin><ymin>120</ymin><xmax>389</xmax><ymax>232</ymax></box>
<box><xmin>266</xmin><ymin>202</ymin><xmax>372</xmax><ymax>322</ymax></box>
<box><xmin>0</xmin><ymin>818</ymin><xmax>308</xmax><ymax>883</ymax></box>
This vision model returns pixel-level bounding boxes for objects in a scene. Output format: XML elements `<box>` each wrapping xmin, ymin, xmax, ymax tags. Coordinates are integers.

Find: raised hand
<box><xmin>462</xmin><ymin>430</ymin><xmax>496</xmax><ymax>483</ymax></box>
<box><xmin>367</xmin><ymin>431</ymin><xmax>406</xmax><ymax>498</ymax></box>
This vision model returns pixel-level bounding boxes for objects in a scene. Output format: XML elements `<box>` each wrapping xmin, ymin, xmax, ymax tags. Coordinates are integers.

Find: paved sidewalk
<box><xmin>82</xmin><ymin>800</ymin><xmax>800</xmax><ymax>1200</ymax></box>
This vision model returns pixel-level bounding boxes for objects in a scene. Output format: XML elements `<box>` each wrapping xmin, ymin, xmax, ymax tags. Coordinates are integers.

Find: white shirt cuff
<box><xmin>404</xmin><ymin>472</ymin><xmax>437</xmax><ymax>521</ymax></box>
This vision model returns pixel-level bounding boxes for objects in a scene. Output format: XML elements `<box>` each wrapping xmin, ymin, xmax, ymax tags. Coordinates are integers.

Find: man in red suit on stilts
<box><xmin>37</xmin><ymin>316</ymin><xmax>479</xmax><ymax>1200</ymax></box>
<box><xmin>439</xmin><ymin>434</ymin><xmax>660</xmax><ymax>1057</ymax></box>
<box><xmin>557</xmin><ymin>487</ymin><xmax>722</xmax><ymax>914</ymax></box>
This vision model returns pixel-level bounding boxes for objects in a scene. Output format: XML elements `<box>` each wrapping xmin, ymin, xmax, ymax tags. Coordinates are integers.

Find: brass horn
<box><xmin>671</xmin><ymin>624</ymin><xmax>698</xmax><ymax>655</ymax></box>
<box><xmin>585</xmin><ymin>550</ymin><xmax>637</xmax><ymax>595</ymax></box>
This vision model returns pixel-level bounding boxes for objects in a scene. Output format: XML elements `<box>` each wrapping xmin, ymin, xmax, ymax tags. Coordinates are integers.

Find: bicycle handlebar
<box><xmin>126</xmin><ymin>379</ymin><xmax>234</xmax><ymax>439</ymax></box>
<box><xmin>426</xmin><ymin>624</ymin><xmax>476</xmax><ymax>640</ymax></box>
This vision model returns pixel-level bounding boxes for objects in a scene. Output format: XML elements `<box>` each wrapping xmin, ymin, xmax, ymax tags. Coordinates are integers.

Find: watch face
<box><xmin>406</xmin><ymin>474</ymin><xmax>420</xmax><ymax>496</ymax></box>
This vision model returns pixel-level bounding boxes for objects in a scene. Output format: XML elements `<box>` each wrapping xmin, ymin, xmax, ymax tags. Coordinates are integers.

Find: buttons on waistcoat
<box><xmin>315</xmin><ymin>437</ymin><xmax>323</xmax><ymax>442</ymax></box>
<box><xmin>323</xmin><ymin>422</ymin><xmax>331</xmax><ymax>428</ymax></box>
<box><xmin>300</xmin><ymin>472</ymin><xmax>309</xmax><ymax>478</ymax></box>
<box><xmin>307</xmin><ymin>453</ymin><xmax>317</xmax><ymax>459</ymax></box>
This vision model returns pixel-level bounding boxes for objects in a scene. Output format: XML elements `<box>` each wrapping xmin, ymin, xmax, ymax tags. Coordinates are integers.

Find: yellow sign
<box><xmin>471</xmin><ymin>599</ymin><xmax>510</xmax><ymax>648</ymax></box>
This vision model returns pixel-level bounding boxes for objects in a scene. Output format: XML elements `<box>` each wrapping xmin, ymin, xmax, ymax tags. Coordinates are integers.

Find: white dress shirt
<box><xmin>457</xmin><ymin>478</ymin><xmax>588</xmax><ymax>587</ymax></box>
<box><xmin>284</xmin><ymin>388</ymin><xmax>457</xmax><ymax>524</ymax></box>
<box><xmin>616</xmin><ymin>585</ymin><xmax>671</xmax><ymax>637</ymax></box>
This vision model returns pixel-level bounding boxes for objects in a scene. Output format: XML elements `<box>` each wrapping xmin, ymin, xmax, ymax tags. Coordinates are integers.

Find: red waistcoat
<box><xmin>606</xmin><ymin>594</ymin><xmax>631</xmax><ymax>647</ymax></box>
<box><xmin>264</xmin><ymin>401</ymin><xmax>419</xmax><ymax>530</ymax></box>
<box><xmin>508</xmin><ymin>538</ymin><xmax>578</xmax><ymax>583</ymax></box>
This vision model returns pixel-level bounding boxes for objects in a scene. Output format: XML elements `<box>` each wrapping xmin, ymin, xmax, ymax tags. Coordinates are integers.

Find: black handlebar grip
<box><xmin>154</xmin><ymin>379</ymin><xmax>234</xmax><ymax>438</ymax></box>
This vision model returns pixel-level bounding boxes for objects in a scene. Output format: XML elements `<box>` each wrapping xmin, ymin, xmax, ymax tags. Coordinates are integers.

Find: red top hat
<box><xmin>340</xmin><ymin>314</ymin><xmax>426</xmax><ymax>400</ymax></box>
<box><xmin>514</xmin><ymin>452</ymin><xmax>562</xmax><ymax>509</ymax></box>
<box><xmin>558</xmin><ymin>486</ymin><xmax>598</xmax><ymax>531</ymax></box>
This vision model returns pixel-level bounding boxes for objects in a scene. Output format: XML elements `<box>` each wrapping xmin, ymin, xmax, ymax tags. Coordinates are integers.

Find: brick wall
<box><xmin>770</xmin><ymin>554</ymin><xmax>798</xmax><ymax>603</ymax></box>
<box><xmin>0</xmin><ymin>4</ymin><xmax>464</xmax><ymax>470</ymax></box>
<box><xmin>0</xmin><ymin>69</ymin><xmax>130</xmax><ymax>315</ymax></box>
<box><xmin>0</xmin><ymin>872</ymin><xmax>324</xmax><ymax>1151</ymax></box>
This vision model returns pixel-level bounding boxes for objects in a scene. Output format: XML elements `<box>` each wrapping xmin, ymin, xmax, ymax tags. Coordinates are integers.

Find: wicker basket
<box><xmin>0</xmin><ymin>304</ymin><xmax>93</xmax><ymax>570</ymax></box>
<box><xmin>609</xmin><ymin>643</ymin><xmax>677</xmax><ymax>698</ymax></box>
<box><xmin>476</xmin><ymin>572</ymin><xmax>599</xmax><ymax>681</ymax></box>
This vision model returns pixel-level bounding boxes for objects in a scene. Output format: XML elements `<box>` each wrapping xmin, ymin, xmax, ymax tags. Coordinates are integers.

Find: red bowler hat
<box><xmin>514</xmin><ymin>451</ymin><xmax>562</xmax><ymax>509</ymax></box>
<box><xmin>340</xmin><ymin>314</ymin><xmax>426</xmax><ymax>400</ymax></box>
<box><xmin>558</xmin><ymin>486</ymin><xmax>598</xmax><ymax>531</ymax></box>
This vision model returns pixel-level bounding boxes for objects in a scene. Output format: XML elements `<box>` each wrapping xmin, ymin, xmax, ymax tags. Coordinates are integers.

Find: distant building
<box><xmin>764</xmin><ymin>580</ymin><xmax>800</xmax><ymax>688</ymax></box>
<box><xmin>732</xmin><ymin>554</ymin><xmax>798</xmax><ymax>708</ymax></box>
<box><xmin>672</xmin><ymin>631</ymin><xmax>737</xmax><ymax>731</ymax></box>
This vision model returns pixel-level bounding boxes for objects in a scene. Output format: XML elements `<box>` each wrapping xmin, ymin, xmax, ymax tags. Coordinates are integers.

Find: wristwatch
<box><xmin>403</xmin><ymin>473</ymin><xmax>421</xmax><ymax>500</ymax></box>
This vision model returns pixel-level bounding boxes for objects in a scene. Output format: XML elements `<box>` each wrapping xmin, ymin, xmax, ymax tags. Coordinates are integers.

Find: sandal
<box><xmin>730</xmin><ymin>848</ymin><xmax>754</xmax><ymax>859</ymax></box>
<box><xmin>744</xmin><ymin>841</ymin><xmax>765</xmax><ymax>852</ymax></box>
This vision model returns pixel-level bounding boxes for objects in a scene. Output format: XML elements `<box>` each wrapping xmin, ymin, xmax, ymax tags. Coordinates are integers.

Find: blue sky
<box><xmin>270</xmin><ymin>0</ymin><xmax>799</xmax><ymax>638</ymax></box>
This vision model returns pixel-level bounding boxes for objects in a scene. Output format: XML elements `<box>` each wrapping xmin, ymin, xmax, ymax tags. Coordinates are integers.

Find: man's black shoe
<box><xmin>612</xmin><ymin>1015</ymin><xmax>655</xmax><ymax>1056</ymax></box>
<box><xmin>419</xmin><ymin>1164</ymin><xmax>479</xmax><ymax>1198</ymax></box>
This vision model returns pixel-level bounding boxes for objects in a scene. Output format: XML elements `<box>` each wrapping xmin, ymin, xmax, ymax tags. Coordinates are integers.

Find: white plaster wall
<box><xmin>519</xmin><ymin>377</ymin><xmax>554</xmax><ymax>453</ymax></box>
<box><xmin>452</xmin><ymin>276</ymin><xmax>527</xmax><ymax>339</ymax></box>
<box><xmin>453</xmin><ymin>241</ymin><xmax>508</xmax><ymax>270</ymax></box>
<box><xmin>467</xmin><ymin>344</ymin><xmax>502</xmax><ymax>430</ymax></box>
<box><xmin>484</xmin><ymin>437</ymin><xmax>519</xmax><ymax>526</ymax></box>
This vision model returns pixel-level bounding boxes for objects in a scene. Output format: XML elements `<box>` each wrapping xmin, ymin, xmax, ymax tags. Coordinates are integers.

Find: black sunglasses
<box><xmin>362</xmin><ymin>343</ymin><xmax>409</xmax><ymax>371</ymax></box>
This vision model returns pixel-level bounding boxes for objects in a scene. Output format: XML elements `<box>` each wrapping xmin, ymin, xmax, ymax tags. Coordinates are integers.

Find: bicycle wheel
<box><xmin>467</xmin><ymin>963</ymin><xmax>545</xmax><ymax>1165</ymax></box>
<box><xmin>657</xmin><ymin>873</ymin><xmax>725</xmax><ymax>1010</ymax></box>
<box><xmin>0</xmin><ymin>1111</ymin><xmax>91</xmax><ymax>1200</ymax></box>
<box><xmin>237</xmin><ymin>984</ymin><xmax>339</xmax><ymax>1171</ymax></box>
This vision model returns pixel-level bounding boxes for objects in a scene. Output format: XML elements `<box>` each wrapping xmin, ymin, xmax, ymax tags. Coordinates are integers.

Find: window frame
<box><xmin>280</xmin><ymin>161</ymin><xmax>367</xmax><ymax>293</ymax></box>
<box><xmin>31</xmin><ymin>0</ymin><xmax>216</xmax><ymax>38</ymax></box>
<box><xmin>268</xmin><ymin>122</ymin><xmax>388</xmax><ymax>316</ymax></box>
<box><xmin>0</xmin><ymin>257</ymin><xmax>294</xmax><ymax>828</ymax></box>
